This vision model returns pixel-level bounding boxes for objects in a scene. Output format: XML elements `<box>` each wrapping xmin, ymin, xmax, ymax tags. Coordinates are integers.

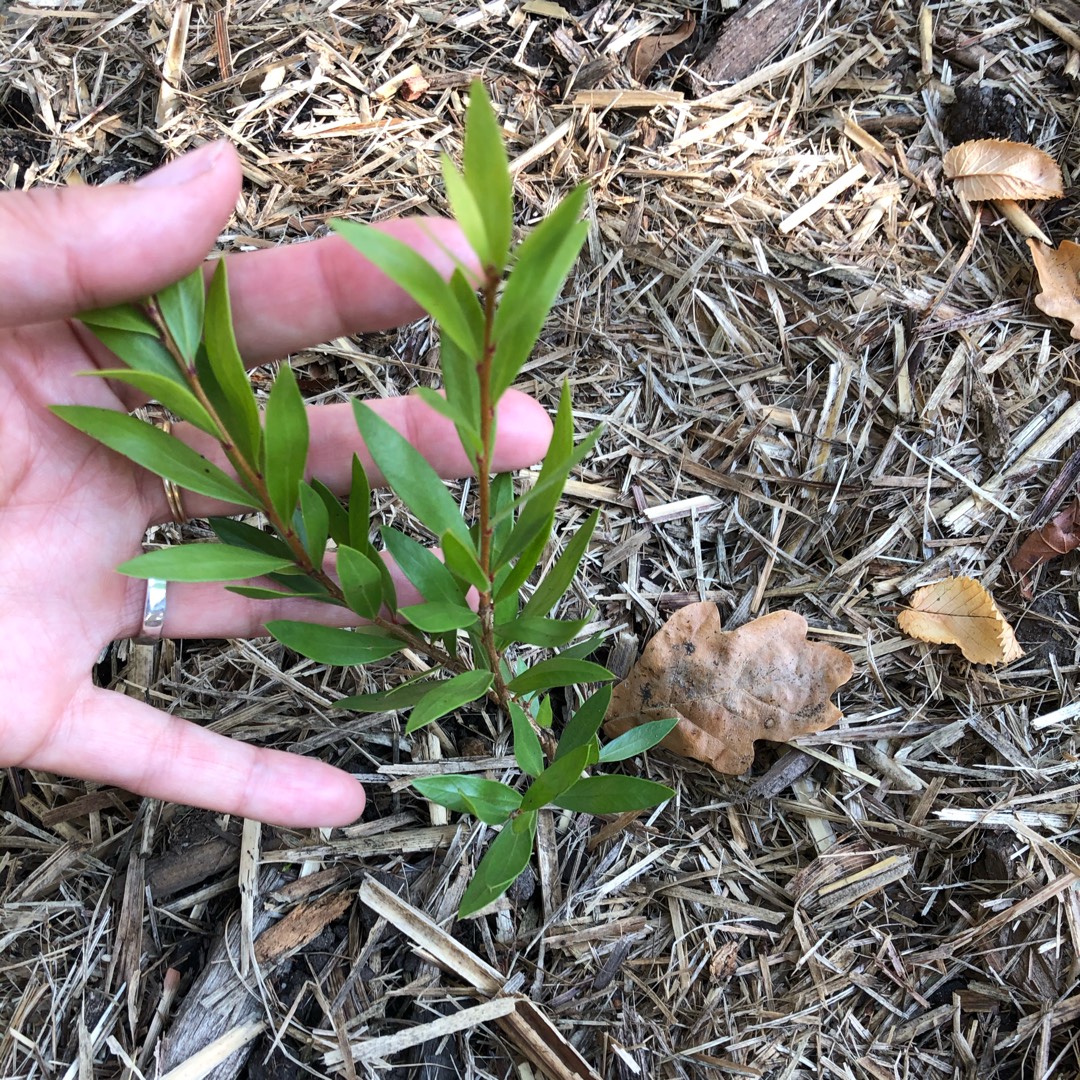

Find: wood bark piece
<box><xmin>696</xmin><ymin>0</ymin><xmax>814</xmax><ymax>84</ymax></box>
<box><xmin>604</xmin><ymin>605</ymin><xmax>855</xmax><ymax>774</ymax></box>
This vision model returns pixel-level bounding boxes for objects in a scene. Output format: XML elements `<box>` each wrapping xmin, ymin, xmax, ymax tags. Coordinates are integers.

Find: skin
<box><xmin>0</xmin><ymin>141</ymin><xmax>553</xmax><ymax>827</ymax></box>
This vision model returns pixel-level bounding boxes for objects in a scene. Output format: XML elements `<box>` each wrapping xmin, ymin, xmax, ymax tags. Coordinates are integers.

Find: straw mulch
<box><xmin>3</xmin><ymin>1</ymin><xmax>1080</xmax><ymax>1077</ymax></box>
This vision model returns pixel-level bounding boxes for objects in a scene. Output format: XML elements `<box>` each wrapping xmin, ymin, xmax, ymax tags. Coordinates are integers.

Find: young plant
<box><xmin>56</xmin><ymin>82</ymin><xmax>675</xmax><ymax>917</ymax></box>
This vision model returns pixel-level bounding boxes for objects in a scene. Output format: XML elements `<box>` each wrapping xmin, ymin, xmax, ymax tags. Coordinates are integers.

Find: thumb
<box><xmin>0</xmin><ymin>141</ymin><xmax>242</xmax><ymax>328</ymax></box>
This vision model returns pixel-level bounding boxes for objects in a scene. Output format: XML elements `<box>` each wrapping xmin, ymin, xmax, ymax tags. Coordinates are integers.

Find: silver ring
<box><xmin>135</xmin><ymin>577</ymin><xmax>168</xmax><ymax>644</ymax></box>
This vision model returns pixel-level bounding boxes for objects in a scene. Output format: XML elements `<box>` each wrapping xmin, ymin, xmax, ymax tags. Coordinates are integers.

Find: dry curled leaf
<box><xmin>603</xmin><ymin>605</ymin><xmax>855</xmax><ymax>775</ymax></box>
<box><xmin>943</xmin><ymin>139</ymin><xmax>1063</xmax><ymax>201</ymax></box>
<box><xmin>1028</xmin><ymin>239</ymin><xmax>1080</xmax><ymax>339</ymax></box>
<box><xmin>898</xmin><ymin>576</ymin><xmax>1023</xmax><ymax>665</ymax></box>
<box><xmin>1010</xmin><ymin>498</ymin><xmax>1080</xmax><ymax>595</ymax></box>
<box><xmin>627</xmin><ymin>14</ymin><xmax>695</xmax><ymax>82</ymax></box>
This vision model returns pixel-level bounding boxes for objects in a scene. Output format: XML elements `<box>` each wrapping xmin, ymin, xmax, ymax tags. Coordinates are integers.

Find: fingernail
<box><xmin>135</xmin><ymin>141</ymin><xmax>226</xmax><ymax>189</ymax></box>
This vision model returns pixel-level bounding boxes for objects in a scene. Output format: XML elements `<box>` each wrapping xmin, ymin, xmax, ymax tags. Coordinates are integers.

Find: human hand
<box><xmin>0</xmin><ymin>142</ymin><xmax>552</xmax><ymax>828</ymax></box>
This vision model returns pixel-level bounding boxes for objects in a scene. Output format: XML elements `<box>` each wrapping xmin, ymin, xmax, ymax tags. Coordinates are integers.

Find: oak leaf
<box><xmin>1010</xmin><ymin>498</ymin><xmax>1080</xmax><ymax>595</ymax></box>
<box><xmin>1028</xmin><ymin>239</ymin><xmax>1080</xmax><ymax>339</ymax></box>
<box><xmin>603</xmin><ymin>606</ymin><xmax>855</xmax><ymax>775</ymax></box>
<box><xmin>942</xmin><ymin>139</ymin><xmax>1063</xmax><ymax>201</ymax></box>
<box><xmin>898</xmin><ymin>576</ymin><xmax>1023</xmax><ymax>665</ymax></box>
<box><xmin>627</xmin><ymin>14</ymin><xmax>696</xmax><ymax>83</ymax></box>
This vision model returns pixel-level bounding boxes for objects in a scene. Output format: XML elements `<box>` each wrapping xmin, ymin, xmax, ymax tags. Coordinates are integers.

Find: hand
<box><xmin>0</xmin><ymin>142</ymin><xmax>552</xmax><ymax>828</ymax></box>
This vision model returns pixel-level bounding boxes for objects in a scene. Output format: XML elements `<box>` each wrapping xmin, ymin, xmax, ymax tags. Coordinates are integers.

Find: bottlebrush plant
<box><xmin>55</xmin><ymin>82</ymin><xmax>675</xmax><ymax>916</ymax></box>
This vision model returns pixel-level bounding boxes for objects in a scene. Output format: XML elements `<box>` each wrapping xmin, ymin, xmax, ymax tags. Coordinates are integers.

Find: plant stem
<box><xmin>475</xmin><ymin>272</ymin><xmax>510</xmax><ymax>706</ymax></box>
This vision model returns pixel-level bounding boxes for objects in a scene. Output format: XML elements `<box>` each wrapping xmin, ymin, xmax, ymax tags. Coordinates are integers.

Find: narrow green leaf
<box><xmin>83</xmin><ymin>325</ymin><xmax>184</xmax><ymax>381</ymax></box>
<box><xmin>510</xmin><ymin>702</ymin><xmax>544</xmax><ymax>778</ymax></box>
<box><xmin>354</xmin><ymin>403</ymin><xmax>471</xmax><ymax>549</ymax></box>
<box><xmin>507</xmin><ymin>659</ymin><xmax>613</xmax><ymax>696</ymax></box>
<box><xmin>203</xmin><ymin>261</ymin><xmax>261</xmax><ymax>462</ymax></box>
<box><xmin>558</xmin><ymin>631</ymin><xmax>606</xmax><ymax>661</ymax></box>
<box><xmin>52</xmin><ymin>405</ymin><xmax>259</xmax><ymax>507</ymax></box>
<box><xmin>495</xmin><ymin>615</ymin><xmax>589</xmax><ymax>649</ymax></box>
<box><xmin>263</xmin><ymin>363</ymin><xmax>308</xmax><ymax>521</ymax></box>
<box><xmin>412</xmin><ymin>774</ymin><xmax>521</xmax><ymax>823</ymax></box>
<box><xmin>118</xmin><ymin>545</ymin><xmax>294</xmax><ymax>582</ymax></box>
<box><xmin>297</xmin><ymin>482</ymin><xmax>329</xmax><ymax>565</ymax></box>
<box><xmin>78</xmin><ymin>302</ymin><xmax>158</xmax><ymax>335</ymax></box>
<box><xmin>519</xmin><ymin>744</ymin><xmax>589</xmax><ymax>812</ymax></box>
<box><xmin>155</xmin><ymin>265</ymin><xmax>205</xmax><ymax>363</ymax></box>
<box><xmin>521</xmin><ymin>510</ymin><xmax>598</xmax><ymax>618</ymax></box>
<box><xmin>311</xmin><ymin>478</ymin><xmax>351</xmax><ymax>546</ymax></box>
<box><xmin>555</xmin><ymin>685</ymin><xmax>612</xmax><ymax>762</ymax></box>
<box><xmin>413</xmin><ymin>387</ymin><xmax>483</xmax><ymax>455</ymax></box>
<box><xmin>86</xmin><ymin>369</ymin><xmax>217</xmax><ymax>435</ymax></box>
<box><xmin>380</xmin><ymin>527</ymin><xmax>465</xmax><ymax>606</ymax></box>
<box><xmin>491</xmin><ymin>190</ymin><xmax>589</xmax><ymax>398</ymax></box>
<box><xmin>491</xmin><ymin>472</ymin><xmax>515</xmax><ymax>553</ymax></box>
<box><xmin>440</xmin><ymin>529</ymin><xmax>488</xmax><ymax>591</ymax></box>
<box><xmin>442</xmin><ymin>155</ymin><xmax>490</xmax><ymax>267</ymax></box>
<box><xmin>494</xmin><ymin>512</ymin><xmax>555</xmax><ymax>602</ymax></box>
<box><xmin>348</xmin><ymin>454</ymin><xmax>372</xmax><ymax>550</ymax></box>
<box><xmin>210</xmin><ymin>517</ymin><xmax>293</xmax><ymax>559</ymax></box>
<box><xmin>227</xmin><ymin>584</ymin><xmax>339</xmax><ymax>603</ymax></box>
<box><xmin>337</xmin><ymin>544</ymin><xmax>385</xmax><ymax>620</ymax></box>
<box><xmin>266</xmin><ymin>620</ymin><xmax>403</xmax><ymax>665</ymax></box>
<box><xmin>536</xmin><ymin>695</ymin><xmax>554</xmax><ymax>729</ymax></box>
<box><xmin>463</xmin><ymin>80</ymin><xmax>513</xmax><ymax>275</ymax></box>
<box><xmin>334</xmin><ymin>676</ymin><xmax>442</xmax><ymax>712</ymax></box>
<box><xmin>440</xmin><ymin>322</ymin><xmax>482</xmax><ymax>459</ymax></box>
<box><xmin>330</xmin><ymin>220</ymin><xmax>480</xmax><ymax>356</ymax></box>
<box><xmin>400</xmin><ymin>602</ymin><xmax>478</xmax><ymax>633</ymax></box>
<box><xmin>459</xmin><ymin>811</ymin><xmax>537</xmax><ymax>918</ymax></box>
<box><xmin>554</xmin><ymin>776</ymin><xmax>674</xmax><ymax>814</ymax></box>
<box><xmin>405</xmin><ymin>670</ymin><xmax>493</xmax><ymax>734</ymax></box>
<box><xmin>599</xmin><ymin>718</ymin><xmax>680</xmax><ymax>763</ymax></box>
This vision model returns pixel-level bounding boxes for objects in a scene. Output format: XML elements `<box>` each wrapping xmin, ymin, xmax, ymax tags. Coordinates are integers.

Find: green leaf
<box><xmin>536</xmin><ymin>695</ymin><xmax>554</xmax><ymax>729</ymax></box>
<box><xmin>263</xmin><ymin>363</ymin><xmax>309</xmax><ymax>521</ymax></box>
<box><xmin>507</xmin><ymin>658</ymin><xmax>613</xmax><ymax>696</ymax></box>
<box><xmin>405</xmin><ymin>670</ymin><xmax>493</xmax><ymax>734</ymax></box>
<box><xmin>297</xmin><ymin>482</ymin><xmax>330</xmax><ymax>565</ymax></box>
<box><xmin>519</xmin><ymin>744</ymin><xmax>589</xmax><ymax>812</ymax></box>
<box><xmin>86</xmin><ymin>369</ymin><xmax>217</xmax><ymax>435</ymax></box>
<box><xmin>491</xmin><ymin>472</ymin><xmax>515</xmax><ymax>553</ymax></box>
<box><xmin>266</xmin><ymin>620</ymin><xmax>404</xmax><ymax>665</ymax></box>
<box><xmin>440</xmin><ymin>321</ymin><xmax>482</xmax><ymax>457</ymax></box>
<box><xmin>203</xmin><ymin>261</ymin><xmax>261</xmax><ymax>462</ymax></box>
<box><xmin>558</xmin><ymin>631</ymin><xmax>606</xmax><ymax>661</ymax></box>
<box><xmin>491</xmin><ymin>189</ymin><xmax>588</xmax><ymax>398</ymax></box>
<box><xmin>440</xmin><ymin>529</ymin><xmax>488</xmax><ymax>592</ymax></box>
<box><xmin>555</xmin><ymin>685</ymin><xmax>611</xmax><ymax>762</ymax></box>
<box><xmin>336</xmin><ymin>544</ymin><xmax>385</xmax><ymax>620</ymax></box>
<box><xmin>83</xmin><ymin>325</ymin><xmax>184</xmax><ymax>381</ymax></box>
<box><xmin>463</xmin><ymin>80</ymin><xmax>513</xmax><ymax>275</ymax></box>
<box><xmin>442</xmin><ymin>155</ymin><xmax>490</xmax><ymax>268</ymax></box>
<box><xmin>399</xmin><ymin>602</ymin><xmax>478</xmax><ymax>633</ymax></box>
<box><xmin>412</xmin><ymin>774</ymin><xmax>521</xmax><ymax>824</ymax></box>
<box><xmin>510</xmin><ymin>702</ymin><xmax>544</xmax><ymax>778</ymax></box>
<box><xmin>599</xmin><ymin>718</ymin><xmax>680</xmax><ymax>763</ymax></box>
<box><xmin>354</xmin><ymin>402</ymin><xmax>471</xmax><ymax>548</ymax></box>
<box><xmin>226</xmin><ymin>584</ymin><xmax>339</xmax><ymax>603</ymax></box>
<box><xmin>118</xmin><ymin>545</ymin><xmax>294</xmax><ymax>582</ymax></box>
<box><xmin>554</xmin><ymin>776</ymin><xmax>674</xmax><ymax>815</ymax></box>
<box><xmin>494</xmin><ymin>512</ymin><xmax>555</xmax><ymax>602</ymax></box>
<box><xmin>459</xmin><ymin>811</ymin><xmax>536</xmax><ymax>918</ymax></box>
<box><xmin>348</xmin><ymin>454</ymin><xmax>372</xmax><ymax>550</ymax></box>
<box><xmin>334</xmin><ymin>676</ymin><xmax>442</xmax><ymax>712</ymax></box>
<box><xmin>78</xmin><ymin>302</ymin><xmax>158</xmax><ymax>335</ymax></box>
<box><xmin>495</xmin><ymin>615</ymin><xmax>589</xmax><ymax>649</ymax></box>
<box><xmin>413</xmin><ymin>387</ymin><xmax>482</xmax><ymax>455</ymax></box>
<box><xmin>330</xmin><ymin>219</ymin><xmax>480</xmax><ymax>356</ymax></box>
<box><xmin>209</xmin><ymin>517</ymin><xmax>293</xmax><ymax>559</ymax></box>
<box><xmin>155</xmin><ymin>265</ymin><xmax>205</xmax><ymax>363</ymax></box>
<box><xmin>51</xmin><ymin>406</ymin><xmax>259</xmax><ymax>508</ymax></box>
<box><xmin>521</xmin><ymin>510</ymin><xmax>598</xmax><ymax>618</ymax></box>
<box><xmin>311</xmin><ymin>478</ymin><xmax>351</xmax><ymax>546</ymax></box>
<box><xmin>380</xmin><ymin>528</ymin><xmax>465</xmax><ymax>607</ymax></box>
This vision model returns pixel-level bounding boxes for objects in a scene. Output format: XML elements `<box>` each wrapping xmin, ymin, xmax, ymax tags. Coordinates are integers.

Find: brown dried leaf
<box><xmin>1009</xmin><ymin>498</ymin><xmax>1080</xmax><ymax>593</ymax></box>
<box><xmin>898</xmin><ymin>576</ymin><xmax>1023</xmax><ymax>665</ymax></box>
<box><xmin>627</xmin><ymin>14</ymin><xmax>696</xmax><ymax>83</ymax></box>
<box><xmin>1029</xmin><ymin>239</ymin><xmax>1080</xmax><ymax>339</ymax></box>
<box><xmin>943</xmin><ymin>139</ymin><xmax>1063</xmax><ymax>201</ymax></box>
<box><xmin>603</xmin><ymin>606</ymin><xmax>855</xmax><ymax>775</ymax></box>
